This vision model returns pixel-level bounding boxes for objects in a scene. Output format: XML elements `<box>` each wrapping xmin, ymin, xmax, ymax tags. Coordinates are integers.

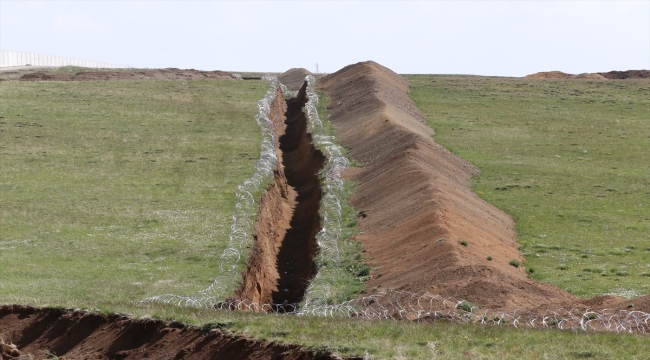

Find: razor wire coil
<box><xmin>138</xmin><ymin>76</ymin><xmax>650</xmax><ymax>334</ymax></box>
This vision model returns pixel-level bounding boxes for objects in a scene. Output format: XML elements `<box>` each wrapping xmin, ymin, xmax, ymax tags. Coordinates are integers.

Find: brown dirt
<box><xmin>17</xmin><ymin>68</ymin><xmax>235</xmax><ymax>82</ymax></box>
<box><xmin>278</xmin><ymin>69</ymin><xmax>313</xmax><ymax>91</ymax></box>
<box><xmin>0</xmin><ymin>305</ymin><xmax>350</xmax><ymax>360</ymax></box>
<box><xmin>524</xmin><ymin>69</ymin><xmax>650</xmax><ymax>80</ymax></box>
<box><xmin>597</xmin><ymin>70</ymin><xmax>650</xmax><ymax>79</ymax></box>
<box><xmin>233</xmin><ymin>86</ymin><xmax>295</xmax><ymax>306</ymax></box>
<box><xmin>523</xmin><ymin>71</ymin><xmax>606</xmax><ymax>80</ymax></box>
<box><xmin>234</xmin><ymin>81</ymin><xmax>325</xmax><ymax>308</ymax></box>
<box><xmin>319</xmin><ymin>61</ymin><xmax>648</xmax><ymax>312</ymax></box>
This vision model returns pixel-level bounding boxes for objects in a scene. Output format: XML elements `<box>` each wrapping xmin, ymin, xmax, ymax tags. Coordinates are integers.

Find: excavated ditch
<box><xmin>234</xmin><ymin>82</ymin><xmax>325</xmax><ymax>308</ymax></box>
<box><xmin>0</xmin><ymin>305</ymin><xmax>348</xmax><ymax>360</ymax></box>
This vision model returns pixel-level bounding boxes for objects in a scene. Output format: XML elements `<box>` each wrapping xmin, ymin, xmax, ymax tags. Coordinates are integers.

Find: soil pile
<box><xmin>524</xmin><ymin>71</ymin><xmax>606</xmax><ymax>80</ymax></box>
<box><xmin>0</xmin><ymin>305</ymin><xmax>348</xmax><ymax>360</ymax></box>
<box><xmin>19</xmin><ymin>68</ymin><xmax>235</xmax><ymax>82</ymax></box>
<box><xmin>597</xmin><ymin>70</ymin><xmax>650</xmax><ymax>79</ymax></box>
<box><xmin>234</xmin><ymin>81</ymin><xmax>324</xmax><ymax>307</ymax></box>
<box><xmin>278</xmin><ymin>68</ymin><xmax>313</xmax><ymax>91</ymax></box>
<box><xmin>524</xmin><ymin>70</ymin><xmax>650</xmax><ymax>80</ymax></box>
<box><xmin>320</xmin><ymin>61</ymin><xmax>585</xmax><ymax>311</ymax></box>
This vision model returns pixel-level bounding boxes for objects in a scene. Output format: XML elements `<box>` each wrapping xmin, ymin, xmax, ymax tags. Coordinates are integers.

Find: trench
<box><xmin>234</xmin><ymin>81</ymin><xmax>325</xmax><ymax>307</ymax></box>
<box><xmin>273</xmin><ymin>83</ymin><xmax>325</xmax><ymax>305</ymax></box>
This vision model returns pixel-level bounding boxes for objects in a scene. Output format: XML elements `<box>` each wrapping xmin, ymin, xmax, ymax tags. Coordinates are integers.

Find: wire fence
<box><xmin>0</xmin><ymin>50</ymin><xmax>124</xmax><ymax>68</ymax></box>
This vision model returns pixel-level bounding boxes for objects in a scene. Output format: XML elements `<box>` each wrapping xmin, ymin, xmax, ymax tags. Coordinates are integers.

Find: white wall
<box><xmin>0</xmin><ymin>51</ymin><xmax>124</xmax><ymax>68</ymax></box>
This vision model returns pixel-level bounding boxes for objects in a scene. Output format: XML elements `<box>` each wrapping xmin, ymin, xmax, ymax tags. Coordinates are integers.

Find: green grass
<box><xmin>407</xmin><ymin>75</ymin><xmax>650</xmax><ymax>298</ymax></box>
<box><xmin>302</xmin><ymin>90</ymin><xmax>368</xmax><ymax>305</ymax></box>
<box><xmin>0</xmin><ymin>78</ymin><xmax>267</xmax><ymax>307</ymax></box>
<box><xmin>2</xmin><ymin>74</ymin><xmax>648</xmax><ymax>359</ymax></box>
<box><xmin>0</xmin><ymin>66</ymin><xmax>151</xmax><ymax>81</ymax></box>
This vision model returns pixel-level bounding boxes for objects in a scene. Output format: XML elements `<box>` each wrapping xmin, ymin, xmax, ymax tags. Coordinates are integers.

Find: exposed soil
<box><xmin>234</xmin><ymin>81</ymin><xmax>325</xmax><ymax>307</ymax></box>
<box><xmin>232</xmin><ymin>86</ymin><xmax>294</xmax><ymax>306</ymax></box>
<box><xmin>524</xmin><ymin>70</ymin><xmax>650</xmax><ymax>80</ymax></box>
<box><xmin>0</xmin><ymin>305</ymin><xmax>348</xmax><ymax>360</ymax></box>
<box><xmin>272</xmin><ymin>83</ymin><xmax>325</xmax><ymax>305</ymax></box>
<box><xmin>278</xmin><ymin>68</ymin><xmax>314</xmax><ymax>91</ymax></box>
<box><xmin>597</xmin><ymin>70</ymin><xmax>650</xmax><ymax>79</ymax></box>
<box><xmin>319</xmin><ymin>61</ymin><xmax>649</xmax><ymax>312</ymax></box>
<box><xmin>17</xmin><ymin>68</ymin><xmax>235</xmax><ymax>82</ymax></box>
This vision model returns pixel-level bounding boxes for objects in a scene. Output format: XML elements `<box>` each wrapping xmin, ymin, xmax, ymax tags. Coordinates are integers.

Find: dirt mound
<box><xmin>320</xmin><ymin>61</ymin><xmax>587</xmax><ymax>311</ymax></box>
<box><xmin>0</xmin><ymin>305</ymin><xmax>349</xmax><ymax>360</ymax></box>
<box><xmin>597</xmin><ymin>70</ymin><xmax>650</xmax><ymax>79</ymax></box>
<box><xmin>278</xmin><ymin>68</ymin><xmax>313</xmax><ymax>91</ymax></box>
<box><xmin>19</xmin><ymin>68</ymin><xmax>235</xmax><ymax>82</ymax></box>
<box><xmin>524</xmin><ymin>71</ymin><xmax>606</xmax><ymax>80</ymax></box>
<box><xmin>572</xmin><ymin>73</ymin><xmax>607</xmax><ymax>79</ymax></box>
<box><xmin>524</xmin><ymin>70</ymin><xmax>650</xmax><ymax>80</ymax></box>
<box><xmin>524</xmin><ymin>71</ymin><xmax>573</xmax><ymax>79</ymax></box>
<box><xmin>582</xmin><ymin>294</ymin><xmax>650</xmax><ymax>313</ymax></box>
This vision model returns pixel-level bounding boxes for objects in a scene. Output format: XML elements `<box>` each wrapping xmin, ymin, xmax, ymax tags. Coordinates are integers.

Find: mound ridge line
<box><xmin>0</xmin><ymin>305</ymin><xmax>350</xmax><ymax>360</ymax></box>
<box><xmin>319</xmin><ymin>61</ymin><xmax>650</xmax><ymax>312</ymax></box>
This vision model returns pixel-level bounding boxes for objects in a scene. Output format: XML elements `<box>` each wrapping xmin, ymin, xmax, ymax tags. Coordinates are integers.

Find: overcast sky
<box><xmin>1</xmin><ymin>1</ymin><xmax>648</xmax><ymax>76</ymax></box>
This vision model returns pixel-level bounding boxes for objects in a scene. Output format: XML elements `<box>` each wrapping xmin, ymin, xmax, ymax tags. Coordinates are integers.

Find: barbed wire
<box><xmin>300</xmin><ymin>74</ymin><xmax>350</xmax><ymax>311</ymax></box>
<box><xmin>204</xmin><ymin>290</ymin><xmax>649</xmax><ymax>334</ymax></box>
<box><xmin>141</xmin><ymin>75</ymin><xmax>351</xmax><ymax>310</ymax></box>
<box><xmin>134</xmin><ymin>76</ymin><xmax>650</xmax><ymax>335</ymax></box>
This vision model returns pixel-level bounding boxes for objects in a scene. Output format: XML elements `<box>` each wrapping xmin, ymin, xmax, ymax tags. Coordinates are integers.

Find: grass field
<box><xmin>0</xmin><ymin>78</ymin><xmax>267</xmax><ymax>307</ymax></box>
<box><xmin>407</xmin><ymin>75</ymin><xmax>650</xmax><ymax>298</ymax></box>
<box><xmin>1</xmin><ymin>73</ymin><xmax>649</xmax><ymax>359</ymax></box>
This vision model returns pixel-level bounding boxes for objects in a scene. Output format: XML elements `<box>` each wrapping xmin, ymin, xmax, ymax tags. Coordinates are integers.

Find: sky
<box><xmin>1</xmin><ymin>1</ymin><xmax>648</xmax><ymax>76</ymax></box>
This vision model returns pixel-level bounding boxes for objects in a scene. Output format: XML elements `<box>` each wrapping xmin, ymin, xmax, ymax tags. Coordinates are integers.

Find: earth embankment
<box><xmin>279</xmin><ymin>68</ymin><xmax>313</xmax><ymax>91</ymax></box>
<box><xmin>0</xmin><ymin>305</ymin><xmax>345</xmax><ymax>360</ymax></box>
<box><xmin>234</xmin><ymin>81</ymin><xmax>324</xmax><ymax>307</ymax></box>
<box><xmin>524</xmin><ymin>69</ymin><xmax>650</xmax><ymax>80</ymax></box>
<box><xmin>320</xmin><ymin>61</ymin><xmax>582</xmax><ymax>310</ymax></box>
<box><xmin>16</xmin><ymin>68</ymin><xmax>236</xmax><ymax>81</ymax></box>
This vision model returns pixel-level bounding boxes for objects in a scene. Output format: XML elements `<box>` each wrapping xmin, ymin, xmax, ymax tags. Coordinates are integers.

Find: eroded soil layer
<box><xmin>234</xmin><ymin>82</ymin><xmax>324</xmax><ymax>307</ymax></box>
<box><xmin>319</xmin><ymin>61</ymin><xmax>650</xmax><ymax>312</ymax></box>
<box><xmin>0</xmin><ymin>305</ymin><xmax>346</xmax><ymax>360</ymax></box>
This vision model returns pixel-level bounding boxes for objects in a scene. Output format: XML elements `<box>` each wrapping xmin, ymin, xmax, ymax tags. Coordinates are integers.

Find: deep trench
<box><xmin>233</xmin><ymin>82</ymin><xmax>325</xmax><ymax>308</ymax></box>
<box><xmin>271</xmin><ymin>83</ymin><xmax>325</xmax><ymax>305</ymax></box>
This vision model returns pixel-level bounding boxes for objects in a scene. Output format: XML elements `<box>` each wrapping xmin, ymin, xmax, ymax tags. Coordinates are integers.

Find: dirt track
<box><xmin>319</xmin><ymin>61</ymin><xmax>650</xmax><ymax>312</ymax></box>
